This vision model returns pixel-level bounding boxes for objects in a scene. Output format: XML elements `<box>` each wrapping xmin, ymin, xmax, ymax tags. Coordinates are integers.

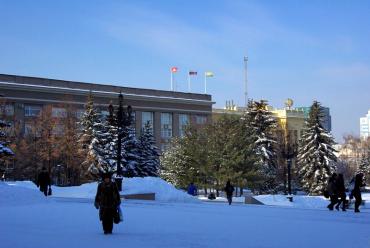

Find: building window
<box><xmin>195</xmin><ymin>115</ymin><xmax>207</xmax><ymax>125</ymax></box>
<box><xmin>24</xmin><ymin>105</ymin><xmax>42</xmax><ymax>117</ymax></box>
<box><xmin>24</xmin><ymin>122</ymin><xmax>41</xmax><ymax>137</ymax></box>
<box><xmin>179</xmin><ymin>114</ymin><xmax>189</xmax><ymax>137</ymax></box>
<box><xmin>52</xmin><ymin>107</ymin><xmax>67</xmax><ymax>118</ymax></box>
<box><xmin>1</xmin><ymin>104</ymin><xmax>14</xmax><ymax>116</ymax></box>
<box><xmin>142</xmin><ymin>112</ymin><xmax>154</xmax><ymax>132</ymax></box>
<box><xmin>161</xmin><ymin>113</ymin><xmax>172</xmax><ymax>139</ymax></box>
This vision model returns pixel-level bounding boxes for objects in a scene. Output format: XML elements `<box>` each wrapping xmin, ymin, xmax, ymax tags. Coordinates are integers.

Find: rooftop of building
<box><xmin>0</xmin><ymin>73</ymin><xmax>213</xmax><ymax>103</ymax></box>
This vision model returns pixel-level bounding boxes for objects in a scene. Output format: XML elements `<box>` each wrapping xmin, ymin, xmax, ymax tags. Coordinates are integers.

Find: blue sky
<box><xmin>1</xmin><ymin>0</ymin><xmax>370</xmax><ymax>142</ymax></box>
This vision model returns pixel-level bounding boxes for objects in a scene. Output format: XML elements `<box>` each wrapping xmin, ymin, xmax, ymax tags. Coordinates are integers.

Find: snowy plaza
<box><xmin>1</xmin><ymin>179</ymin><xmax>369</xmax><ymax>248</ymax></box>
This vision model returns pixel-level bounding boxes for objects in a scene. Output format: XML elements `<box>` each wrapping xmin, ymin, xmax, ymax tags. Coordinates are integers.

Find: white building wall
<box><xmin>360</xmin><ymin>110</ymin><xmax>370</xmax><ymax>139</ymax></box>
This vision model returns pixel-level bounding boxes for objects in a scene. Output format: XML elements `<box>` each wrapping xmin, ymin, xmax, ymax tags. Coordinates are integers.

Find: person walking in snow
<box><xmin>37</xmin><ymin>167</ymin><xmax>51</xmax><ymax>197</ymax></box>
<box><xmin>94</xmin><ymin>173</ymin><xmax>121</xmax><ymax>234</ymax></box>
<box><xmin>335</xmin><ymin>173</ymin><xmax>346</xmax><ymax>211</ymax></box>
<box><xmin>352</xmin><ymin>173</ymin><xmax>365</xmax><ymax>213</ymax></box>
<box><xmin>326</xmin><ymin>173</ymin><xmax>338</xmax><ymax>211</ymax></box>
<box><xmin>187</xmin><ymin>182</ymin><xmax>197</xmax><ymax>196</ymax></box>
<box><xmin>224</xmin><ymin>180</ymin><xmax>234</xmax><ymax>205</ymax></box>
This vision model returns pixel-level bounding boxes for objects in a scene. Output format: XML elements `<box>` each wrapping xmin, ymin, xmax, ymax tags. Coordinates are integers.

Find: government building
<box><xmin>0</xmin><ymin>74</ymin><xmax>213</xmax><ymax>151</ymax></box>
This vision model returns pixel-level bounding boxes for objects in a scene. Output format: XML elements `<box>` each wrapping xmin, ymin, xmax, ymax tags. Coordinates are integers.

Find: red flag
<box><xmin>189</xmin><ymin>71</ymin><xmax>197</xmax><ymax>76</ymax></box>
<box><xmin>171</xmin><ymin>67</ymin><xmax>178</xmax><ymax>73</ymax></box>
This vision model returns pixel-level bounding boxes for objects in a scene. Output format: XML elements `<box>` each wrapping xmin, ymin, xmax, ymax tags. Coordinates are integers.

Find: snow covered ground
<box><xmin>199</xmin><ymin>194</ymin><xmax>370</xmax><ymax>209</ymax></box>
<box><xmin>1</xmin><ymin>180</ymin><xmax>370</xmax><ymax>248</ymax></box>
<box><xmin>6</xmin><ymin>177</ymin><xmax>197</xmax><ymax>203</ymax></box>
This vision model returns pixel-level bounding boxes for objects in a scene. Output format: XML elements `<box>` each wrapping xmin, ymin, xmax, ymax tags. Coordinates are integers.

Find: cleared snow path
<box><xmin>1</xmin><ymin>197</ymin><xmax>370</xmax><ymax>248</ymax></box>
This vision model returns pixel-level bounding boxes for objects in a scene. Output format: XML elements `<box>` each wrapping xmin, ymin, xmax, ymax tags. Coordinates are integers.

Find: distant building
<box><xmin>294</xmin><ymin>106</ymin><xmax>331</xmax><ymax>132</ymax></box>
<box><xmin>212</xmin><ymin>99</ymin><xmax>332</xmax><ymax>144</ymax></box>
<box><xmin>360</xmin><ymin>110</ymin><xmax>370</xmax><ymax>139</ymax></box>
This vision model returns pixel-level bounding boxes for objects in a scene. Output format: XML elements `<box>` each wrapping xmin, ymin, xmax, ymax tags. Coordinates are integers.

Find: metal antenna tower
<box><xmin>243</xmin><ymin>56</ymin><xmax>248</xmax><ymax>107</ymax></box>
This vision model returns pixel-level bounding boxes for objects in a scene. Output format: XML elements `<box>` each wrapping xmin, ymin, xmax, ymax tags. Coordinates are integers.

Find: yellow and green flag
<box><xmin>205</xmin><ymin>71</ymin><xmax>214</xmax><ymax>77</ymax></box>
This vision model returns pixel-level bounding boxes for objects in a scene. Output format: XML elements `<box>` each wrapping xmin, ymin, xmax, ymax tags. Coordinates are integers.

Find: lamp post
<box><xmin>115</xmin><ymin>92</ymin><xmax>132</xmax><ymax>191</ymax></box>
<box><xmin>281</xmin><ymin>136</ymin><xmax>297</xmax><ymax>202</ymax></box>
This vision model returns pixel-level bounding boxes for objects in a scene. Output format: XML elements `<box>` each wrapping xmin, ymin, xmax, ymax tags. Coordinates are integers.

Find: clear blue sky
<box><xmin>1</xmin><ymin>0</ymin><xmax>370</xmax><ymax>142</ymax></box>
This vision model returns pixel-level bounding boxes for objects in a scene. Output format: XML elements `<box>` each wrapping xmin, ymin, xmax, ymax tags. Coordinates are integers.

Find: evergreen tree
<box><xmin>160</xmin><ymin>137</ymin><xmax>191</xmax><ymax>187</ymax></box>
<box><xmin>121</xmin><ymin>126</ymin><xmax>142</xmax><ymax>177</ymax></box>
<box><xmin>243</xmin><ymin>100</ymin><xmax>278</xmax><ymax>192</ymax></box>
<box><xmin>358</xmin><ymin>153</ymin><xmax>370</xmax><ymax>182</ymax></box>
<box><xmin>78</xmin><ymin>92</ymin><xmax>99</xmax><ymax>175</ymax></box>
<box><xmin>297</xmin><ymin>101</ymin><xmax>337</xmax><ymax>195</ymax></box>
<box><xmin>105</xmin><ymin>104</ymin><xmax>118</xmax><ymax>173</ymax></box>
<box><xmin>138</xmin><ymin>122</ymin><xmax>160</xmax><ymax>177</ymax></box>
<box><xmin>0</xmin><ymin>119</ymin><xmax>14</xmax><ymax>157</ymax></box>
<box><xmin>88</xmin><ymin>118</ymin><xmax>114</xmax><ymax>175</ymax></box>
<box><xmin>229</xmin><ymin>115</ymin><xmax>260</xmax><ymax>194</ymax></box>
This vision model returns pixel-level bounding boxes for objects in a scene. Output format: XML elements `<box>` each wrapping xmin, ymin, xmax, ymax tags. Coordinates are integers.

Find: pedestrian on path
<box><xmin>94</xmin><ymin>173</ymin><xmax>121</xmax><ymax>234</ymax></box>
<box><xmin>352</xmin><ymin>173</ymin><xmax>366</xmax><ymax>213</ymax></box>
<box><xmin>326</xmin><ymin>173</ymin><xmax>338</xmax><ymax>211</ymax></box>
<box><xmin>37</xmin><ymin>167</ymin><xmax>51</xmax><ymax>197</ymax></box>
<box><xmin>224</xmin><ymin>180</ymin><xmax>234</xmax><ymax>205</ymax></box>
<box><xmin>335</xmin><ymin>173</ymin><xmax>346</xmax><ymax>211</ymax></box>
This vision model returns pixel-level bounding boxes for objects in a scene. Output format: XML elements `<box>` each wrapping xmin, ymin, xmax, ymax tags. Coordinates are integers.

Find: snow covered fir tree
<box><xmin>243</xmin><ymin>100</ymin><xmax>278</xmax><ymax>192</ymax></box>
<box><xmin>78</xmin><ymin>92</ymin><xmax>100</xmax><ymax>175</ymax></box>
<box><xmin>121</xmin><ymin>126</ymin><xmax>142</xmax><ymax>177</ymax></box>
<box><xmin>0</xmin><ymin>119</ymin><xmax>14</xmax><ymax>157</ymax></box>
<box><xmin>79</xmin><ymin>96</ymin><xmax>161</xmax><ymax>179</ymax></box>
<box><xmin>297</xmin><ymin>101</ymin><xmax>337</xmax><ymax>195</ymax></box>
<box><xmin>138</xmin><ymin>122</ymin><xmax>160</xmax><ymax>177</ymax></box>
<box><xmin>358</xmin><ymin>153</ymin><xmax>370</xmax><ymax>182</ymax></box>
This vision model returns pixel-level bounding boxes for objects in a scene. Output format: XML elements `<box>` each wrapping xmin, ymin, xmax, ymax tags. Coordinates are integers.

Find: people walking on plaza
<box><xmin>224</xmin><ymin>180</ymin><xmax>234</xmax><ymax>205</ymax></box>
<box><xmin>37</xmin><ymin>167</ymin><xmax>51</xmax><ymax>197</ymax></box>
<box><xmin>352</xmin><ymin>173</ymin><xmax>366</xmax><ymax>213</ymax></box>
<box><xmin>94</xmin><ymin>173</ymin><xmax>121</xmax><ymax>234</ymax></box>
<box><xmin>187</xmin><ymin>182</ymin><xmax>197</xmax><ymax>196</ymax></box>
<box><xmin>335</xmin><ymin>173</ymin><xmax>346</xmax><ymax>211</ymax></box>
<box><xmin>326</xmin><ymin>173</ymin><xmax>338</xmax><ymax>211</ymax></box>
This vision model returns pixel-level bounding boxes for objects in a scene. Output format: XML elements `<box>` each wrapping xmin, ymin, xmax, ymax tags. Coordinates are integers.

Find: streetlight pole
<box><xmin>115</xmin><ymin>92</ymin><xmax>132</xmax><ymax>192</ymax></box>
<box><xmin>281</xmin><ymin>135</ymin><xmax>297</xmax><ymax>202</ymax></box>
<box><xmin>287</xmin><ymin>158</ymin><xmax>292</xmax><ymax>196</ymax></box>
<box><xmin>116</xmin><ymin>93</ymin><xmax>123</xmax><ymax>191</ymax></box>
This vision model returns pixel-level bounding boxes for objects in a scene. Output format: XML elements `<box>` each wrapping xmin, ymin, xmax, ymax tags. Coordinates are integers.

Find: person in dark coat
<box><xmin>37</xmin><ymin>167</ymin><xmax>51</xmax><ymax>196</ymax></box>
<box><xmin>352</xmin><ymin>173</ymin><xmax>366</xmax><ymax>213</ymax></box>
<box><xmin>94</xmin><ymin>173</ymin><xmax>121</xmax><ymax>234</ymax></box>
<box><xmin>335</xmin><ymin>173</ymin><xmax>346</xmax><ymax>211</ymax></box>
<box><xmin>326</xmin><ymin>173</ymin><xmax>338</xmax><ymax>211</ymax></box>
<box><xmin>187</xmin><ymin>182</ymin><xmax>197</xmax><ymax>196</ymax></box>
<box><xmin>224</xmin><ymin>180</ymin><xmax>234</xmax><ymax>205</ymax></box>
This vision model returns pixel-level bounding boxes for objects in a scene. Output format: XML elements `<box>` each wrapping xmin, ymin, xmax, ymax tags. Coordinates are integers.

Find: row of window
<box><xmin>22</xmin><ymin>108</ymin><xmax>207</xmax><ymax>139</ymax></box>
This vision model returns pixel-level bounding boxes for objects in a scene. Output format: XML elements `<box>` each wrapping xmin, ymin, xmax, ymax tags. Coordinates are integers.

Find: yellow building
<box><xmin>213</xmin><ymin>99</ymin><xmax>306</xmax><ymax>144</ymax></box>
<box><xmin>270</xmin><ymin>99</ymin><xmax>306</xmax><ymax>145</ymax></box>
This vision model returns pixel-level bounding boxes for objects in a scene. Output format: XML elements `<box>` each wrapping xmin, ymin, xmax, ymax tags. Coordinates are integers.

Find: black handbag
<box><xmin>113</xmin><ymin>209</ymin><xmax>120</xmax><ymax>224</ymax></box>
<box><xmin>113</xmin><ymin>206</ymin><xmax>123</xmax><ymax>224</ymax></box>
<box><xmin>48</xmin><ymin>186</ymin><xmax>52</xmax><ymax>196</ymax></box>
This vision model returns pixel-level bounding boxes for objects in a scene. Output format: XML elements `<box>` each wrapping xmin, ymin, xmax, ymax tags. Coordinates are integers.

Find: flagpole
<box><xmin>188</xmin><ymin>73</ymin><xmax>191</xmax><ymax>92</ymax></box>
<box><xmin>244</xmin><ymin>56</ymin><xmax>248</xmax><ymax>107</ymax></box>
<box><xmin>204</xmin><ymin>73</ymin><xmax>207</xmax><ymax>94</ymax></box>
